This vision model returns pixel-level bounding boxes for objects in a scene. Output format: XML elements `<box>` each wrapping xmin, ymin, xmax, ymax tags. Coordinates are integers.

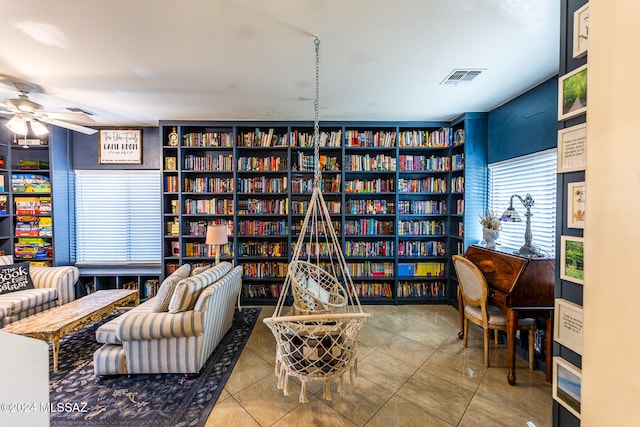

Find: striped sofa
<box><xmin>93</xmin><ymin>262</ymin><xmax>243</xmax><ymax>377</ymax></box>
<box><xmin>0</xmin><ymin>255</ymin><xmax>79</xmax><ymax>328</ymax></box>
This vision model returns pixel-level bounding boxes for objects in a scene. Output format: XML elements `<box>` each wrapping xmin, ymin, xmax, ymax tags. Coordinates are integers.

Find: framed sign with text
<box><xmin>98</xmin><ymin>129</ymin><xmax>143</xmax><ymax>165</ymax></box>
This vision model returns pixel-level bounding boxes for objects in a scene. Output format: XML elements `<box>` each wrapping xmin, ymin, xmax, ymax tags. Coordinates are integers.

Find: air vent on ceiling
<box><xmin>440</xmin><ymin>69</ymin><xmax>485</xmax><ymax>85</ymax></box>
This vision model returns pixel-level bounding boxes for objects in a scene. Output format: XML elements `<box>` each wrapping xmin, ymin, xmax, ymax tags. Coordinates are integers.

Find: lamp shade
<box><xmin>6</xmin><ymin>115</ymin><xmax>28</xmax><ymax>135</ymax></box>
<box><xmin>29</xmin><ymin>120</ymin><xmax>49</xmax><ymax>136</ymax></box>
<box><xmin>206</xmin><ymin>224</ymin><xmax>228</xmax><ymax>246</ymax></box>
<box><xmin>500</xmin><ymin>206</ymin><xmax>522</xmax><ymax>222</ymax></box>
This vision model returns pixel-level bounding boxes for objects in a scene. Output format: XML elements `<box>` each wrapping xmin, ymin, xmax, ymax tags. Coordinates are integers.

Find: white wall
<box><xmin>582</xmin><ymin>1</ymin><xmax>640</xmax><ymax>425</ymax></box>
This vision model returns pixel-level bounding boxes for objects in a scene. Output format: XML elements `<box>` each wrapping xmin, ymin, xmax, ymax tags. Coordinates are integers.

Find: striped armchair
<box><xmin>93</xmin><ymin>264</ymin><xmax>242</xmax><ymax>377</ymax></box>
<box><xmin>0</xmin><ymin>256</ymin><xmax>79</xmax><ymax>328</ymax></box>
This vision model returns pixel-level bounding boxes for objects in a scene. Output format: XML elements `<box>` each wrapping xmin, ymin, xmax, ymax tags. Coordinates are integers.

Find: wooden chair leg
<box><xmin>528</xmin><ymin>329</ymin><xmax>535</xmax><ymax>370</ymax></box>
<box><xmin>483</xmin><ymin>327</ymin><xmax>490</xmax><ymax>366</ymax></box>
<box><xmin>494</xmin><ymin>329</ymin><xmax>498</xmax><ymax>345</ymax></box>
<box><xmin>463</xmin><ymin>318</ymin><xmax>469</xmax><ymax>348</ymax></box>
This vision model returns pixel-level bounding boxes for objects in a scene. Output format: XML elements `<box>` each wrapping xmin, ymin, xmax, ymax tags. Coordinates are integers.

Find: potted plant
<box><xmin>479</xmin><ymin>211</ymin><xmax>501</xmax><ymax>249</ymax></box>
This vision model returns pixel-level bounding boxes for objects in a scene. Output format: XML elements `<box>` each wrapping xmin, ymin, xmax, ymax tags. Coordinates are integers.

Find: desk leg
<box><xmin>52</xmin><ymin>337</ymin><xmax>60</xmax><ymax>373</ymax></box>
<box><xmin>507</xmin><ymin>309</ymin><xmax>518</xmax><ymax>386</ymax></box>
<box><xmin>545</xmin><ymin>310</ymin><xmax>553</xmax><ymax>383</ymax></box>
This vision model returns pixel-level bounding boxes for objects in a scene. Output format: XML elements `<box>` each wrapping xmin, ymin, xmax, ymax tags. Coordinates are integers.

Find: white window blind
<box><xmin>488</xmin><ymin>149</ymin><xmax>557</xmax><ymax>257</ymax></box>
<box><xmin>75</xmin><ymin>170</ymin><xmax>161</xmax><ymax>262</ymax></box>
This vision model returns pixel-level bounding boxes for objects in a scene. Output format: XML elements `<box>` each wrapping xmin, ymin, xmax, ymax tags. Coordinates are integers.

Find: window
<box><xmin>488</xmin><ymin>149</ymin><xmax>557</xmax><ymax>257</ymax></box>
<box><xmin>75</xmin><ymin>170</ymin><xmax>161</xmax><ymax>262</ymax></box>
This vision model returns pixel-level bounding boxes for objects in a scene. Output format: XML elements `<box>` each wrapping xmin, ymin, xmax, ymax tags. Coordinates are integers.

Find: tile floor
<box><xmin>206</xmin><ymin>305</ymin><xmax>552</xmax><ymax>427</ymax></box>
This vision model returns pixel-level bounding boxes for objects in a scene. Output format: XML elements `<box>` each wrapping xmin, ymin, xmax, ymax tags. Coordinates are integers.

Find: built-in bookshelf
<box><xmin>0</xmin><ymin>126</ymin><xmax>64</xmax><ymax>266</ymax></box>
<box><xmin>160</xmin><ymin>119</ymin><xmax>486</xmax><ymax>305</ymax></box>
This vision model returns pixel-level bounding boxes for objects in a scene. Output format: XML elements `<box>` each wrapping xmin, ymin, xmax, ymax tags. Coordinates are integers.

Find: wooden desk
<box><xmin>3</xmin><ymin>290</ymin><xmax>139</xmax><ymax>372</ymax></box>
<box><xmin>459</xmin><ymin>245</ymin><xmax>555</xmax><ymax>385</ymax></box>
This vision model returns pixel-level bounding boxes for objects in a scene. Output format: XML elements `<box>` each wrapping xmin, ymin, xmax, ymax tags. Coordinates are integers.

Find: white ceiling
<box><xmin>0</xmin><ymin>0</ymin><xmax>559</xmax><ymax>129</ymax></box>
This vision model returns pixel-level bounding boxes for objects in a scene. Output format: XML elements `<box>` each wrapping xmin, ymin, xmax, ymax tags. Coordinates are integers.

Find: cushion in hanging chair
<box><xmin>289</xmin><ymin>260</ymin><xmax>347</xmax><ymax>314</ymax></box>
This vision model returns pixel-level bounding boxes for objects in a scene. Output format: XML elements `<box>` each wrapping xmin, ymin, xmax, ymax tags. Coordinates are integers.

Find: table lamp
<box><xmin>206</xmin><ymin>223</ymin><xmax>228</xmax><ymax>264</ymax></box>
<box><xmin>500</xmin><ymin>193</ymin><xmax>543</xmax><ymax>258</ymax></box>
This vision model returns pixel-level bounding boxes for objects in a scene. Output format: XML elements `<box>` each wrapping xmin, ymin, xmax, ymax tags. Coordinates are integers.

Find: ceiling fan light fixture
<box><xmin>7</xmin><ymin>115</ymin><xmax>28</xmax><ymax>135</ymax></box>
<box><xmin>30</xmin><ymin>119</ymin><xmax>49</xmax><ymax>136</ymax></box>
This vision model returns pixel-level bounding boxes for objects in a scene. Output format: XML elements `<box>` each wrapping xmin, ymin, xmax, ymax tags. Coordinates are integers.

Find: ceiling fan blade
<box><xmin>46</xmin><ymin>112</ymin><xmax>95</xmax><ymax>123</ymax></box>
<box><xmin>38</xmin><ymin>116</ymin><xmax>98</xmax><ymax>135</ymax></box>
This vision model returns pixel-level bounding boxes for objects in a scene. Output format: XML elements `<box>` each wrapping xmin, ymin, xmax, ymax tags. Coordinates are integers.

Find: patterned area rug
<box><xmin>49</xmin><ymin>307</ymin><xmax>261</xmax><ymax>427</ymax></box>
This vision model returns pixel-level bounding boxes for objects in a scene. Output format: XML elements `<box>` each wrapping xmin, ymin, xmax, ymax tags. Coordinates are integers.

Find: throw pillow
<box><xmin>190</xmin><ymin>264</ymin><xmax>211</xmax><ymax>276</ymax></box>
<box><xmin>0</xmin><ymin>262</ymin><xmax>34</xmax><ymax>295</ymax></box>
<box><xmin>150</xmin><ymin>263</ymin><xmax>193</xmax><ymax>313</ymax></box>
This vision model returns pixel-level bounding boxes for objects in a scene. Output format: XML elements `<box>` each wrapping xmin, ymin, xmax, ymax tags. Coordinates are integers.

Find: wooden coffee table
<box><xmin>3</xmin><ymin>289</ymin><xmax>139</xmax><ymax>372</ymax></box>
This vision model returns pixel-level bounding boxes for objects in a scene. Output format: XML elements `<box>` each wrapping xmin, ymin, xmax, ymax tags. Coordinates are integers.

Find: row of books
<box><xmin>456</xmin><ymin>199</ymin><xmax>464</xmax><ymax>215</ymax></box>
<box><xmin>237</xmin><ymin>219</ymin><xmax>287</xmax><ymax>236</ymax></box>
<box><xmin>291</xmin><ymin>200</ymin><xmax>341</xmax><ymax>215</ymax></box>
<box><xmin>237</xmin><ymin>128</ymin><xmax>285</xmax><ymax>147</ymax></box>
<box><xmin>294</xmin><ymin>152</ymin><xmax>340</xmax><ymax>171</ymax></box>
<box><xmin>15</xmin><ymin>196</ymin><xmax>51</xmax><ymax>215</ymax></box>
<box><xmin>344</xmin><ymin>154</ymin><xmax>396</xmax><ymax>172</ymax></box>
<box><xmin>295</xmin><ymin>242</ymin><xmax>333</xmax><ymax>258</ymax></box>
<box><xmin>183</xmin><ymin>177</ymin><xmax>233</xmax><ymax>193</ymax></box>
<box><xmin>183</xmin><ymin>154</ymin><xmax>233</xmax><ymax>171</ymax></box>
<box><xmin>183</xmin><ymin>242</ymin><xmax>233</xmax><ymax>257</ymax></box>
<box><xmin>399</xmin><ymin>154</ymin><xmax>450</xmax><ymax>172</ymax></box>
<box><xmin>351</xmin><ymin>282</ymin><xmax>393</xmax><ymax>298</ymax></box>
<box><xmin>345</xmin><ymin>240</ymin><xmax>395</xmax><ymax>257</ymax></box>
<box><xmin>240</xmin><ymin>262</ymin><xmax>288</xmax><ymax>278</ymax></box>
<box><xmin>398</xmin><ymin>262</ymin><xmax>445</xmax><ymax>277</ymax></box>
<box><xmin>15</xmin><ymin>237</ymin><xmax>52</xmax><ymax>260</ymax></box>
<box><xmin>237</xmin><ymin>241</ymin><xmax>288</xmax><ymax>257</ymax></box>
<box><xmin>345</xmin><ymin>130</ymin><xmax>396</xmax><ymax>148</ymax></box>
<box><xmin>237</xmin><ymin>198</ymin><xmax>288</xmax><ymax>215</ymax></box>
<box><xmin>183</xmin><ymin>132</ymin><xmax>233</xmax><ymax>147</ymax></box>
<box><xmin>291</xmin><ymin>219</ymin><xmax>341</xmax><ymax>235</ymax></box>
<box><xmin>398</xmin><ymin>177</ymin><xmax>447</xmax><ymax>194</ymax></box>
<box><xmin>398</xmin><ymin>129</ymin><xmax>451</xmax><ymax>148</ymax></box>
<box><xmin>291</xmin><ymin>130</ymin><xmax>342</xmax><ymax>147</ymax></box>
<box><xmin>290</xmin><ymin>176</ymin><xmax>341</xmax><ymax>193</ymax></box>
<box><xmin>237</xmin><ymin>176</ymin><xmax>287</xmax><ymax>193</ymax></box>
<box><xmin>11</xmin><ymin>174</ymin><xmax>51</xmax><ymax>193</ymax></box>
<box><xmin>15</xmin><ymin>216</ymin><xmax>52</xmax><ymax>237</ymax></box>
<box><xmin>345</xmin><ymin>199</ymin><xmax>394</xmax><ymax>215</ymax></box>
<box><xmin>344</xmin><ymin>178</ymin><xmax>395</xmax><ymax>193</ymax></box>
<box><xmin>396</xmin><ymin>281</ymin><xmax>447</xmax><ymax>298</ymax></box>
<box><xmin>452</xmin><ymin>153</ymin><xmax>465</xmax><ymax>171</ymax></box>
<box><xmin>173</xmin><ymin>128</ymin><xmax>460</xmax><ymax>149</ymax></box>
<box><xmin>242</xmin><ymin>283</ymin><xmax>282</xmax><ymax>299</ymax></box>
<box><xmin>451</xmin><ymin>176</ymin><xmax>465</xmax><ymax>193</ymax></box>
<box><xmin>165</xmin><ymin>176</ymin><xmax>178</xmax><ymax>192</ymax></box>
<box><xmin>347</xmin><ymin>262</ymin><xmax>394</xmax><ymax>277</ymax></box>
<box><xmin>398</xmin><ymin>219</ymin><xmax>447</xmax><ymax>236</ymax></box>
<box><xmin>237</xmin><ymin>156</ymin><xmax>288</xmax><ymax>172</ymax></box>
<box><xmin>398</xmin><ymin>240</ymin><xmax>446</xmax><ymax>257</ymax></box>
<box><xmin>397</xmin><ymin>200</ymin><xmax>446</xmax><ymax>215</ymax></box>
<box><xmin>184</xmin><ymin>198</ymin><xmax>234</xmax><ymax>215</ymax></box>
<box><xmin>344</xmin><ymin>219</ymin><xmax>394</xmax><ymax>236</ymax></box>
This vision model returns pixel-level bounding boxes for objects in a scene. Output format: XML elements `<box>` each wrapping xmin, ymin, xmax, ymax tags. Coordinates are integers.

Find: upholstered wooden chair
<box><xmin>452</xmin><ymin>255</ymin><xmax>536</xmax><ymax>368</ymax></box>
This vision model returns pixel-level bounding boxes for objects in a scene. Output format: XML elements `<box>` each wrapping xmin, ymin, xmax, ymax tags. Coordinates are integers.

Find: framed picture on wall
<box><xmin>573</xmin><ymin>3</ymin><xmax>589</xmax><ymax>58</ymax></box>
<box><xmin>560</xmin><ymin>236</ymin><xmax>584</xmax><ymax>285</ymax></box>
<box><xmin>567</xmin><ymin>181</ymin><xmax>586</xmax><ymax>229</ymax></box>
<box><xmin>98</xmin><ymin>129</ymin><xmax>143</xmax><ymax>165</ymax></box>
<box><xmin>554</xmin><ymin>298</ymin><xmax>584</xmax><ymax>355</ymax></box>
<box><xmin>558</xmin><ymin>64</ymin><xmax>588</xmax><ymax>120</ymax></box>
<box><xmin>558</xmin><ymin>124</ymin><xmax>586</xmax><ymax>172</ymax></box>
<box><xmin>553</xmin><ymin>357</ymin><xmax>582</xmax><ymax>419</ymax></box>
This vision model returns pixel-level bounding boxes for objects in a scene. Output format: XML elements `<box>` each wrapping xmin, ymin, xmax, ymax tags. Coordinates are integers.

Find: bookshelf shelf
<box><xmin>160</xmin><ymin>118</ymin><xmax>486</xmax><ymax>305</ymax></box>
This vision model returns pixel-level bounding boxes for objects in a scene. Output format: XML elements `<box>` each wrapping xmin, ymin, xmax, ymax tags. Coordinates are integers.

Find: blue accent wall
<box><xmin>487</xmin><ymin>77</ymin><xmax>558</xmax><ymax>163</ymax></box>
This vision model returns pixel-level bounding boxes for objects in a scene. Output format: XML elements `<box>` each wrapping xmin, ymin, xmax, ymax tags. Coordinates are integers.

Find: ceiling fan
<box><xmin>1</xmin><ymin>82</ymin><xmax>97</xmax><ymax>136</ymax></box>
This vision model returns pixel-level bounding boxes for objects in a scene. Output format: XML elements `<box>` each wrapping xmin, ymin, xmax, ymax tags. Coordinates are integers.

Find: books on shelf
<box><xmin>0</xmin><ymin>195</ymin><xmax>6</xmax><ymax>215</ymax></box>
<box><xmin>11</xmin><ymin>174</ymin><xmax>51</xmax><ymax>193</ymax></box>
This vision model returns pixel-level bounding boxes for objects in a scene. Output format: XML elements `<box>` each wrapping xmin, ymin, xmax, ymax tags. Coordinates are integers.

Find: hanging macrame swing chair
<box><xmin>263</xmin><ymin>37</ymin><xmax>370</xmax><ymax>403</ymax></box>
